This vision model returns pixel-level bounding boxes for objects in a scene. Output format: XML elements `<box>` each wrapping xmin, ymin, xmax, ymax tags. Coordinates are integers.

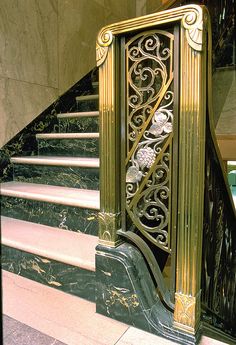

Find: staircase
<box><xmin>1</xmin><ymin>80</ymin><xmax>100</xmax><ymax>303</ymax></box>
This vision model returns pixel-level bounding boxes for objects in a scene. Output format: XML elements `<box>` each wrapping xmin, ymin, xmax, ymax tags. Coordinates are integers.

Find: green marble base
<box><xmin>2</xmin><ymin>245</ymin><xmax>95</xmax><ymax>301</ymax></box>
<box><xmin>37</xmin><ymin>138</ymin><xmax>99</xmax><ymax>157</ymax></box>
<box><xmin>1</xmin><ymin>196</ymin><xmax>98</xmax><ymax>235</ymax></box>
<box><xmin>13</xmin><ymin>164</ymin><xmax>99</xmax><ymax>190</ymax></box>
<box><xmin>96</xmin><ymin>243</ymin><xmax>199</xmax><ymax>345</ymax></box>
<box><xmin>59</xmin><ymin>117</ymin><xmax>99</xmax><ymax>133</ymax></box>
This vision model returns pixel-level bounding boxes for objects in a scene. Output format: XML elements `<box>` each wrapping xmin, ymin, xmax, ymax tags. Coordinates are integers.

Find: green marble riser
<box><xmin>2</xmin><ymin>245</ymin><xmax>95</xmax><ymax>302</ymax></box>
<box><xmin>59</xmin><ymin>117</ymin><xmax>99</xmax><ymax>133</ymax></box>
<box><xmin>76</xmin><ymin>100</ymin><xmax>98</xmax><ymax>112</ymax></box>
<box><xmin>37</xmin><ymin>138</ymin><xmax>99</xmax><ymax>157</ymax></box>
<box><xmin>1</xmin><ymin>196</ymin><xmax>98</xmax><ymax>236</ymax></box>
<box><xmin>13</xmin><ymin>164</ymin><xmax>99</xmax><ymax>190</ymax></box>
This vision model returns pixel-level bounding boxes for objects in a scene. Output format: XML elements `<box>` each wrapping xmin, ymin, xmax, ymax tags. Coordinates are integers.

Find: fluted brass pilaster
<box><xmin>97</xmin><ymin>37</ymin><xmax>122</xmax><ymax>247</ymax></box>
<box><xmin>173</xmin><ymin>10</ymin><xmax>207</xmax><ymax>334</ymax></box>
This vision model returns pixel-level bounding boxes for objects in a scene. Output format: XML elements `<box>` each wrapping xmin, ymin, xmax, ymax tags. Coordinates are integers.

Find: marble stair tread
<box><xmin>0</xmin><ymin>182</ymin><xmax>100</xmax><ymax>209</ymax></box>
<box><xmin>1</xmin><ymin>216</ymin><xmax>97</xmax><ymax>271</ymax></box>
<box><xmin>76</xmin><ymin>94</ymin><xmax>99</xmax><ymax>101</ymax></box>
<box><xmin>11</xmin><ymin>156</ymin><xmax>100</xmax><ymax>168</ymax></box>
<box><xmin>36</xmin><ymin>132</ymin><xmax>99</xmax><ymax>139</ymax></box>
<box><xmin>57</xmin><ymin>111</ymin><xmax>99</xmax><ymax>119</ymax></box>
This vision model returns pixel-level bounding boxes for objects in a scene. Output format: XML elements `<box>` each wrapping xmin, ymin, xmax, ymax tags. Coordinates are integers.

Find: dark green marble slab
<box><xmin>13</xmin><ymin>164</ymin><xmax>99</xmax><ymax>190</ymax></box>
<box><xmin>2</xmin><ymin>246</ymin><xmax>95</xmax><ymax>301</ymax></box>
<box><xmin>76</xmin><ymin>99</ymin><xmax>99</xmax><ymax>112</ymax></box>
<box><xmin>37</xmin><ymin>138</ymin><xmax>99</xmax><ymax>157</ymax></box>
<box><xmin>1</xmin><ymin>196</ymin><xmax>98</xmax><ymax>236</ymax></box>
<box><xmin>59</xmin><ymin>117</ymin><xmax>99</xmax><ymax>133</ymax></box>
<box><xmin>96</xmin><ymin>243</ymin><xmax>197</xmax><ymax>345</ymax></box>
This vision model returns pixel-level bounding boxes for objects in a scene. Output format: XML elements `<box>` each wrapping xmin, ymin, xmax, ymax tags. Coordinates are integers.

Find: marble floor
<box><xmin>2</xmin><ymin>271</ymin><xmax>231</xmax><ymax>345</ymax></box>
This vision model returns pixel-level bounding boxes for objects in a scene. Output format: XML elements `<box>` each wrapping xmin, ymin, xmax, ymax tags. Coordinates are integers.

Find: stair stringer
<box><xmin>96</xmin><ymin>243</ymin><xmax>199</xmax><ymax>345</ymax></box>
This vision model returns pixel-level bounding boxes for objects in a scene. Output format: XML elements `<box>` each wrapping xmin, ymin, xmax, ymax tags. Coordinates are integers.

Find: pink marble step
<box><xmin>1</xmin><ymin>216</ymin><xmax>98</xmax><ymax>271</ymax></box>
<box><xmin>11</xmin><ymin>156</ymin><xmax>100</xmax><ymax>168</ymax></box>
<box><xmin>76</xmin><ymin>94</ymin><xmax>99</xmax><ymax>101</ymax></box>
<box><xmin>57</xmin><ymin>111</ymin><xmax>99</xmax><ymax>119</ymax></box>
<box><xmin>36</xmin><ymin>132</ymin><xmax>99</xmax><ymax>139</ymax></box>
<box><xmin>0</xmin><ymin>182</ymin><xmax>100</xmax><ymax>209</ymax></box>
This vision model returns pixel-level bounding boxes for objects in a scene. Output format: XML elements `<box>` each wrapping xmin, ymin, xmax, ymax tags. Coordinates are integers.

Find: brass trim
<box><xmin>174</xmin><ymin>292</ymin><xmax>201</xmax><ymax>334</ymax></box>
<box><xmin>97</xmin><ymin>5</ymin><xmax>204</xmax><ymax>67</ymax></box>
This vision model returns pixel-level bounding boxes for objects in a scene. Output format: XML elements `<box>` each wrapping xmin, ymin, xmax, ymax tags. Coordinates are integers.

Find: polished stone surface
<box><xmin>0</xmin><ymin>69</ymin><xmax>96</xmax><ymax>183</ymax></box>
<box><xmin>38</xmin><ymin>137</ymin><xmax>99</xmax><ymax>157</ymax></box>
<box><xmin>0</xmin><ymin>0</ymin><xmax>58</xmax><ymax>86</ymax></box>
<box><xmin>0</xmin><ymin>77</ymin><xmax>58</xmax><ymax>147</ymax></box>
<box><xmin>96</xmin><ymin>243</ymin><xmax>196</xmax><ymax>345</ymax></box>
<box><xmin>3</xmin><ymin>271</ymin><xmax>232</xmax><ymax>345</ymax></box>
<box><xmin>2</xmin><ymin>246</ymin><xmax>96</xmax><ymax>302</ymax></box>
<box><xmin>13</xmin><ymin>163</ymin><xmax>99</xmax><ymax>190</ymax></box>
<box><xmin>0</xmin><ymin>0</ymin><xmax>136</xmax><ymax>147</ymax></box>
<box><xmin>0</xmin><ymin>0</ymin><xmax>58</xmax><ymax>147</ymax></box>
<box><xmin>216</xmin><ymin>69</ymin><xmax>236</xmax><ymax>134</ymax></box>
<box><xmin>3</xmin><ymin>315</ymin><xmax>66</xmax><ymax>345</ymax></box>
<box><xmin>1</xmin><ymin>196</ymin><xmax>98</xmax><ymax>235</ymax></box>
<box><xmin>59</xmin><ymin>116</ymin><xmax>99</xmax><ymax>133</ymax></box>
<box><xmin>58</xmin><ymin>0</ymin><xmax>136</xmax><ymax>94</ymax></box>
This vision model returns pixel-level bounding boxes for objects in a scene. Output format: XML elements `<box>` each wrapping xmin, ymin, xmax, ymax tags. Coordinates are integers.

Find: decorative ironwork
<box><xmin>125</xmin><ymin>31</ymin><xmax>174</xmax><ymax>253</ymax></box>
<box><xmin>201</xmin><ymin>134</ymin><xmax>236</xmax><ymax>336</ymax></box>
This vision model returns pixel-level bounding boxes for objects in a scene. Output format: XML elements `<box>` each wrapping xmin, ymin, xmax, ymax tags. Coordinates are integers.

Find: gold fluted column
<box><xmin>173</xmin><ymin>8</ymin><xmax>208</xmax><ymax>334</ymax></box>
<box><xmin>96</xmin><ymin>31</ymin><xmax>122</xmax><ymax>247</ymax></box>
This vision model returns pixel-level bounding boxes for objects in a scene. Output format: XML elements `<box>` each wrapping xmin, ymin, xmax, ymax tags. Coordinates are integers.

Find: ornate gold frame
<box><xmin>97</xmin><ymin>4</ymin><xmax>208</xmax><ymax>334</ymax></box>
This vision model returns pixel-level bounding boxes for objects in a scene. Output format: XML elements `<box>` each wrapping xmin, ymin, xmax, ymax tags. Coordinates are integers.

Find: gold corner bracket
<box><xmin>181</xmin><ymin>6</ymin><xmax>205</xmax><ymax>52</ymax></box>
<box><xmin>96</xmin><ymin>29</ymin><xmax>113</xmax><ymax>66</ymax></box>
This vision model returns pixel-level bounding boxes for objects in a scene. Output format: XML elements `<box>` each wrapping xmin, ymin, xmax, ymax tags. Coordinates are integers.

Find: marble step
<box><xmin>57</xmin><ymin>112</ymin><xmax>99</xmax><ymax>133</ymax></box>
<box><xmin>11</xmin><ymin>156</ymin><xmax>99</xmax><ymax>190</ymax></box>
<box><xmin>76</xmin><ymin>94</ymin><xmax>99</xmax><ymax>112</ymax></box>
<box><xmin>1</xmin><ymin>182</ymin><xmax>99</xmax><ymax>235</ymax></box>
<box><xmin>57</xmin><ymin>111</ymin><xmax>99</xmax><ymax>119</ymax></box>
<box><xmin>36</xmin><ymin>133</ymin><xmax>99</xmax><ymax>157</ymax></box>
<box><xmin>76</xmin><ymin>94</ymin><xmax>99</xmax><ymax>102</ymax></box>
<box><xmin>1</xmin><ymin>216</ymin><xmax>97</xmax><ymax>301</ymax></box>
<box><xmin>92</xmin><ymin>81</ymin><xmax>99</xmax><ymax>88</ymax></box>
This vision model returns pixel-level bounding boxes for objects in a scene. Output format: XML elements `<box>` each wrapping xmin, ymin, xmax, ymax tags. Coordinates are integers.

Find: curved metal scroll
<box><xmin>125</xmin><ymin>30</ymin><xmax>174</xmax><ymax>253</ymax></box>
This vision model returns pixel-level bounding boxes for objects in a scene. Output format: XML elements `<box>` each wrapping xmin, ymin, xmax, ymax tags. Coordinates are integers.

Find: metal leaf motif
<box><xmin>126</xmin><ymin>166</ymin><xmax>143</xmax><ymax>183</ymax></box>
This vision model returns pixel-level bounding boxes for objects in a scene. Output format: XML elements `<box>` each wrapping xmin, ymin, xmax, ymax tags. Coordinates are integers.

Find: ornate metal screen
<box><xmin>125</xmin><ymin>30</ymin><xmax>174</xmax><ymax>253</ymax></box>
<box><xmin>96</xmin><ymin>4</ymin><xmax>236</xmax><ymax>337</ymax></box>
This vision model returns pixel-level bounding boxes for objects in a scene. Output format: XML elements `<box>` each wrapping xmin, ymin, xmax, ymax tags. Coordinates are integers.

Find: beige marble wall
<box><xmin>0</xmin><ymin>0</ymin><xmax>58</xmax><ymax>147</ymax></box>
<box><xmin>0</xmin><ymin>0</ymin><xmax>136</xmax><ymax>147</ymax></box>
<box><xmin>58</xmin><ymin>0</ymin><xmax>136</xmax><ymax>94</ymax></box>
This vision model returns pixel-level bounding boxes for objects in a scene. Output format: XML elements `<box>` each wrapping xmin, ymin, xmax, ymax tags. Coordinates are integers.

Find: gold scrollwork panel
<box><xmin>125</xmin><ymin>30</ymin><xmax>174</xmax><ymax>253</ymax></box>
